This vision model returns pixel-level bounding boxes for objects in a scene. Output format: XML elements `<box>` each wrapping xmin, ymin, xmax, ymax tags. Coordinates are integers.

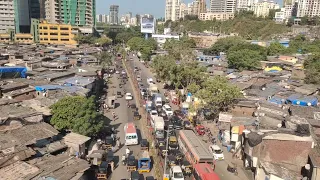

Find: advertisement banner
<box><xmin>141</xmin><ymin>17</ymin><xmax>155</xmax><ymax>33</ymax></box>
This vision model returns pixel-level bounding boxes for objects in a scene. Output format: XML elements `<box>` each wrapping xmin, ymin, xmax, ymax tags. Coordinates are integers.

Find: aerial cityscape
<box><xmin>0</xmin><ymin>0</ymin><xmax>319</xmax><ymax>180</ymax></box>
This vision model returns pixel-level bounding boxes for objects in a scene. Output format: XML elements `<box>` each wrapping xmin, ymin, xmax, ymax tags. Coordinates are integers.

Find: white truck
<box><xmin>149</xmin><ymin>84</ymin><xmax>158</xmax><ymax>96</ymax></box>
<box><xmin>153</xmin><ymin>93</ymin><xmax>162</xmax><ymax>107</ymax></box>
<box><xmin>154</xmin><ymin>116</ymin><xmax>164</xmax><ymax>139</ymax></box>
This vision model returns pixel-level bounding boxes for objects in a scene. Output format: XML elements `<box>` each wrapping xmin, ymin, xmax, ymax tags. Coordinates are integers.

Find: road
<box><xmin>106</xmin><ymin>59</ymin><xmax>154</xmax><ymax>180</ymax></box>
<box><xmin>127</xmin><ymin>53</ymin><xmax>248</xmax><ymax>180</ymax></box>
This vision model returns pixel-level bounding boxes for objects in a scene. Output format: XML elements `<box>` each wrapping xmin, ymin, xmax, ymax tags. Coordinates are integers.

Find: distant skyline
<box><xmin>96</xmin><ymin>0</ymin><xmax>283</xmax><ymax>18</ymax></box>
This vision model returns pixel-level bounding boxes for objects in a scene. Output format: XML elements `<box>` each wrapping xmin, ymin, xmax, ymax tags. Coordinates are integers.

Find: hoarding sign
<box><xmin>141</xmin><ymin>17</ymin><xmax>155</xmax><ymax>33</ymax></box>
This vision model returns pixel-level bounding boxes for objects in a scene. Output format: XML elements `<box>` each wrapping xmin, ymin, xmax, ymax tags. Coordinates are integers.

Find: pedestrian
<box><xmin>126</xmin><ymin>147</ymin><xmax>130</xmax><ymax>157</ymax></box>
<box><xmin>111</xmin><ymin>146</ymin><xmax>116</xmax><ymax>152</ymax></box>
<box><xmin>116</xmin><ymin>138</ymin><xmax>121</xmax><ymax>147</ymax></box>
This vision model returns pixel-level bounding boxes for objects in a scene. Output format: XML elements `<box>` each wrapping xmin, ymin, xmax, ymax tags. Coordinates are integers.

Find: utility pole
<box><xmin>163</xmin><ymin>129</ymin><xmax>170</xmax><ymax>179</ymax></box>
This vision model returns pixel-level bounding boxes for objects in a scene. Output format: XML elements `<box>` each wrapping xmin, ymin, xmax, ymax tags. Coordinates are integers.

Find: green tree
<box><xmin>227</xmin><ymin>49</ymin><xmax>262</xmax><ymax>70</ymax></box>
<box><xmin>151</xmin><ymin>55</ymin><xmax>176</xmax><ymax>81</ymax></box>
<box><xmin>304</xmin><ymin>53</ymin><xmax>320</xmax><ymax>84</ymax></box>
<box><xmin>50</xmin><ymin>96</ymin><xmax>104</xmax><ymax>136</ymax></box>
<box><xmin>196</xmin><ymin>77</ymin><xmax>242</xmax><ymax>112</ymax></box>
<box><xmin>267</xmin><ymin>42</ymin><xmax>286</xmax><ymax>55</ymax></box>
<box><xmin>95</xmin><ymin>36</ymin><xmax>112</xmax><ymax>46</ymax></box>
<box><xmin>127</xmin><ymin>37</ymin><xmax>157</xmax><ymax>61</ymax></box>
<box><xmin>95</xmin><ymin>51</ymin><xmax>113</xmax><ymax>68</ymax></box>
<box><xmin>74</xmin><ymin>34</ymin><xmax>97</xmax><ymax>44</ymax></box>
<box><xmin>204</xmin><ymin>37</ymin><xmax>245</xmax><ymax>55</ymax></box>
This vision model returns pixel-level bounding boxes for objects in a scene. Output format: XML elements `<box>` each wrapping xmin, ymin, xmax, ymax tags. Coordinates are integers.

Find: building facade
<box><xmin>296</xmin><ymin>0</ymin><xmax>320</xmax><ymax>17</ymax></box>
<box><xmin>96</xmin><ymin>14</ymin><xmax>102</xmax><ymax>23</ymax></box>
<box><xmin>0</xmin><ymin>0</ymin><xmax>15</xmax><ymax>33</ymax></box>
<box><xmin>38</xmin><ymin>20</ymin><xmax>78</xmax><ymax>45</ymax></box>
<box><xmin>199</xmin><ymin>12</ymin><xmax>234</xmax><ymax>21</ymax></box>
<box><xmin>210</xmin><ymin>0</ymin><xmax>237</xmax><ymax>14</ymax></box>
<box><xmin>250</xmin><ymin>1</ymin><xmax>280</xmax><ymax>17</ymax></box>
<box><xmin>165</xmin><ymin>0</ymin><xmax>181</xmax><ymax>21</ymax></box>
<box><xmin>44</xmin><ymin>0</ymin><xmax>96</xmax><ymax>27</ymax></box>
<box><xmin>187</xmin><ymin>0</ymin><xmax>207</xmax><ymax>16</ymax></box>
<box><xmin>109</xmin><ymin>5</ymin><xmax>119</xmax><ymax>25</ymax></box>
<box><xmin>236</xmin><ymin>0</ymin><xmax>258</xmax><ymax>11</ymax></box>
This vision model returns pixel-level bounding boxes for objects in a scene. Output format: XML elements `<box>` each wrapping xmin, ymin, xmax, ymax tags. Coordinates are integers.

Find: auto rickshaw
<box><xmin>127</xmin><ymin>155</ymin><xmax>137</xmax><ymax>172</ymax></box>
<box><xmin>140</xmin><ymin>139</ymin><xmax>149</xmax><ymax>151</ymax></box>
<box><xmin>181</xmin><ymin>160</ymin><xmax>192</xmax><ymax>177</ymax></box>
<box><xmin>117</xmin><ymin>91</ymin><xmax>122</xmax><ymax>98</ymax></box>
<box><xmin>134</xmin><ymin>111</ymin><xmax>141</xmax><ymax>120</ymax></box>
<box><xmin>130</xmin><ymin>104</ymin><xmax>138</xmax><ymax>112</ymax></box>
<box><xmin>96</xmin><ymin>161</ymin><xmax>109</xmax><ymax>179</ymax></box>
<box><xmin>167</xmin><ymin>155</ymin><xmax>177</xmax><ymax>168</ymax></box>
<box><xmin>183</xmin><ymin>121</ymin><xmax>192</xmax><ymax>130</ymax></box>
<box><xmin>168</xmin><ymin>136</ymin><xmax>178</xmax><ymax>150</ymax></box>
<box><xmin>170</xmin><ymin>149</ymin><xmax>183</xmax><ymax>163</ymax></box>
<box><xmin>101</xmin><ymin>136</ymin><xmax>113</xmax><ymax>150</ymax></box>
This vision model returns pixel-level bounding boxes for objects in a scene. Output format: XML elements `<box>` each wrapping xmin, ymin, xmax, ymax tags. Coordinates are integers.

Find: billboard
<box><xmin>141</xmin><ymin>16</ymin><xmax>155</xmax><ymax>34</ymax></box>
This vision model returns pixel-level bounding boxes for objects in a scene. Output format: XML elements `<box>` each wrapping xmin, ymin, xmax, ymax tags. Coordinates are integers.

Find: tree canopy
<box><xmin>165</xmin><ymin>11</ymin><xmax>289</xmax><ymax>40</ymax></box>
<box><xmin>127</xmin><ymin>37</ymin><xmax>157</xmax><ymax>61</ymax></box>
<box><xmin>50</xmin><ymin>96</ymin><xmax>104</xmax><ymax>136</ymax></box>
<box><xmin>227</xmin><ymin>49</ymin><xmax>263</xmax><ymax>70</ymax></box>
<box><xmin>304</xmin><ymin>53</ymin><xmax>320</xmax><ymax>84</ymax></box>
<box><xmin>95</xmin><ymin>36</ymin><xmax>112</xmax><ymax>46</ymax></box>
<box><xmin>95</xmin><ymin>51</ymin><xmax>113</xmax><ymax>68</ymax></box>
<box><xmin>74</xmin><ymin>34</ymin><xmax>97</xmax><ymax>44</ymax></box>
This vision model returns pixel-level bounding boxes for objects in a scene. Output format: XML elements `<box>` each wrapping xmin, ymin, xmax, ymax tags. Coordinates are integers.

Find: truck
<box><xmin>154</xmin><ymin>116</ymin><xmax>164</xmax><ymax>139</ymax></box>
<box><xmin>152</xmin><ymin>93</ymin><xmax>162</xmax><ymax>107</ymax></box>
<box><xmin>149</xmin><ymin>84</ymin><xmax>158</xmax><ymax>96</ymax></box>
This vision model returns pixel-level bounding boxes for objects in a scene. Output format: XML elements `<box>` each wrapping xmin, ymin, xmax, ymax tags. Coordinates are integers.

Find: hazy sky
<box><xmin>96</xmin><ymin>0</ymin><xmax>282</xmax><ymax>18</ymax></box>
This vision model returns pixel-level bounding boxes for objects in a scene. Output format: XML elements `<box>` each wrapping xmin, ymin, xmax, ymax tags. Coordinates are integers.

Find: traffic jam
<box><xmin>128</xmin><ymin>54</ymin><xmax>222</xmax><ymax>180</ymax></box>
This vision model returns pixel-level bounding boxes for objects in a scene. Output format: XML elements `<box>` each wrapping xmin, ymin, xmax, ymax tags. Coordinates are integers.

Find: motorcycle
<box><xmin>227</xmin><ymin>164</ymin><xmax>238</xmax><ymax>175</ymax></box>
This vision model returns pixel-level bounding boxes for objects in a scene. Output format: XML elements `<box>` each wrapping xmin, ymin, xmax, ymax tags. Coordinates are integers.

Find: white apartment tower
<box><xmin>0</xmin><ymin>0</ymin><xmax>15</xmax><ymax>33</ymax></box>
<box><xmin>165</xmin><ymin>0</ymin><xmax>181</xmax><ymax>21</ymax></box>
<box><xmin>236</xmin><ymin>0</ymin><xmax>258</xmax><ymax>11</ymax></box>
<box><xmin>250</xmin><ymin>1</ymin><xmax>280</xmax><ymax>17</ymax></box>
<box><xmin>210</xmin><ymin>0</ymin><xmax>237</xmax><ymax>13</ymax></box>
<box><xmin>296</xmin><ymin>0</ymin><xmax>320</xmax><ymax>17</ymax></box>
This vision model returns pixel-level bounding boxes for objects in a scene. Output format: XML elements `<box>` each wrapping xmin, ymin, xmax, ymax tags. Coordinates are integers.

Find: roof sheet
<box><xmin>63</xmin><ymin>132</ymin><xmax>91</xmax><ymax>145</ymax></box>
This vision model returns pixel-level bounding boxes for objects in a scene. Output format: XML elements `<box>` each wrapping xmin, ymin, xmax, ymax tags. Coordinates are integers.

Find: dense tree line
<box><xmin>151</xmin><ymin>38</ymin><xmax>242</xmax><ymax>114</ymax></box>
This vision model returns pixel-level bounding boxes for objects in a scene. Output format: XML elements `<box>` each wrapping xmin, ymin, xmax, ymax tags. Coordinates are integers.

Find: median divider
<box><xmin>122</xmin><ymin>59</ymin><xmax>163</xmax><ymax>180</ymax></box>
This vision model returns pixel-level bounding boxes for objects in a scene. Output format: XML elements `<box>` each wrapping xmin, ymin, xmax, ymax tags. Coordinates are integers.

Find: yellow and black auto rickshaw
<box><xmin>140</xmin><ymin>139</ymin><xmax>149</xmax><ymax>151</ymax></box>
<box><xmin>126</xmin><ymin>155</ymin><xmax>137</xmax><ymax>172</ymax></box>
<box><xmin>134</xmin><ymin>111</ymin><xmax>141</xmax><ymax>120</ymax></box>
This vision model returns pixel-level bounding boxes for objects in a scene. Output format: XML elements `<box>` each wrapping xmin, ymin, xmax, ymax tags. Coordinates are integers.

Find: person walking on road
<box><xmin>112</xmin><ymin>111</ymin><xmax>116</xmax><ymax>121</ymax></box>
<box><xmin>116</xmin><ymin>138</ymin><xmax>121</xmax><ymax>148</ymax></box>
<box><xmin>126</xmin><ymin>147</ymin><xmax>130</xmax><ymax>157</ymax></box>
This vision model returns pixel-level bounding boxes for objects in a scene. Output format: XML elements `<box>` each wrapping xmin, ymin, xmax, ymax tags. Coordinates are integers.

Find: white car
<box><xmin>137</xmin><ymin>75</ymin><xmax>142</xmax><ymax>82</ymax></box>
<box><xmin>209</xmin><ymin>145</ymin><xmax>224</xmax><ymax>160</ymax></box>
<box><xmin>150</xmin><ymin>110</ymin><xmax>158</xmax><ymax>116</ymax></box>
<box><xmin>125</xmin><ymin>93</ymin><xmax>133</xmax><ymax>100</ymax></box>
<box><xmin>115</xmin><ymin>70</ymin><xmax>119</xmax><ymax>74</ymax></box>
<box><xmin>140</xmin><ymin>88</ymin><xmax>147</xmax><ymax>96</ymax></box>
<box><xmin>121</xmin><ymin>70</ymin><xmax>126</xmax><ymax>74</ymax></box>
<box><xmin>162</xmin><ymin>104</ymin><xmax>173</xmax><ymax>116</ymax></box>
<box><xmin>170</xmin><ymin>166</ymin><xmax>184</xmax><ymax>180</ymax></box>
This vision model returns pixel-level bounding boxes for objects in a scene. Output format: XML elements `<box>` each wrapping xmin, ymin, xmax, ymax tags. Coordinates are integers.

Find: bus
<box><xmin>124</xmin><ymin>123</ymin><xmax>138</xmax><ymax>145</ymax></box>
<box><xmin>178</xmin><ymin>130</ymin><xmax>213</xmax><ymax>165</ymax></box>
<box><xmin>193</xmin><ymin>163</ymin><xmax>220</xmax><ymax>180</ymax></box>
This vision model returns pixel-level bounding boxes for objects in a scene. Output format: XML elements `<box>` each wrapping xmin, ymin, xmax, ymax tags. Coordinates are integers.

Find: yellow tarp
<box><xmin>264</xmin><ymin>66</ymin><xmax>282</xmax><ymax>72</ymax></box>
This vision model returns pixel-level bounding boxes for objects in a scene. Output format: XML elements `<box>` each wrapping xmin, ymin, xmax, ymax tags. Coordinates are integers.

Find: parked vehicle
<box><xmin>162</xmin><ymin>104</ymin><xmax>173</xmax><ymax>116</ymax></box>
<box><xmin>169</xmin><ymin>166</ymin><xmax>184</xmax><ymax>180</ymax></box>
<box><xmin>138</xmin><ymin>151</ymin><xmax>151</xmax><ymax>173</ymax></box>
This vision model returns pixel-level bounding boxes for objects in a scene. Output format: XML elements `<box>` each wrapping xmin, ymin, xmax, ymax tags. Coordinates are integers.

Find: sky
<box><xmin>96</xmin><ymin>0</ymin><xmax>283</xmax><ymax>18</ymax></box>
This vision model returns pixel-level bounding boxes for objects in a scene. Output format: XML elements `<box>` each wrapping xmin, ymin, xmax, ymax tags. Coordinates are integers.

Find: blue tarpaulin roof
<box><xmin>287</xmin><ymin>94</ymin><xmax>318</xmax><ymax>106</ymax></box>
<box><xmin>0</xmin><ymin>66</ymin><xmax>27</xmax><ymax>78</ymax></box>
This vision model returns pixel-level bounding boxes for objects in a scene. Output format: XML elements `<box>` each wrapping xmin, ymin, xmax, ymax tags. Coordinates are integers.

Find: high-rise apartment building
<box><xmin>210</xmin><ymin>0</ymin><xmax>237</xmax><ymax>13</ymax></box>
<box><xmin>236</xmin><ymin>0</ymin><xmax>258</xmax><ymax>11</ymax></box>
<box><xmin>165</xmin><ymin>0</ymin><xmax>181</xmax><ymax>21</ymax></box>
<box><xmin>296</xmin><ymin>0</ymin><xmax>320</xmax><ymax>17</ymax></box>
<box><xmin>250</xmin><ymin>1</ymin><xmax>280</xmax><ymax>17</ymax></box>
<box><xmin>109</xmin><ymin>5</ymin><xmax>119</xmax><ymax>25</ymax></box>
<box><xmin>0</xmin><ymin>0</ymin><xmax>15</xmax><ymax>33</ymax></box>
<box><xmin>101</xmin><ymin>14</ymin><xmax>109</xmax><ymax>23</ymax></box>
<box><xmin>96</xmin><ymin>14</ymin><xmax>102</xmax><ymax>23</ymax></box>
<box><xmin>44</xmin><ymin>0</ymin><xmax>96</xmax><ymax>27</ymax></box>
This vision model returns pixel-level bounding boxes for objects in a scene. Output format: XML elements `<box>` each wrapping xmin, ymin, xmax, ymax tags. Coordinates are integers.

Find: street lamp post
<box><xmin>163</xmin><ymin>129</ymin><xmax>170</xmax><ymax>178</ymax></box>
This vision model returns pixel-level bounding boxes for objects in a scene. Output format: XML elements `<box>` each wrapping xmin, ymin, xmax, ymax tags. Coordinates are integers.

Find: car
<box><xmin>157</xmin><ymin>109</ymin><xmax>166</xmax><ymax>117</ymax></box>
<box><xmin>147</xmin><ymin>78</ymin><xmax>154</xmax><ymax>85</ymax></box>
<box><xmin>134</xmin><ymin>66</ymin><xmax>139</xmax><ymax>72</ymax></box>
<box><xmin>125</xmin><ymin>93</ymin><xmax>133</xmax><ymax>100</ymax></box>
<box><xmin>145</xmin><ymin>176</ymin><xmax>155</xmax><ymax>180</ymax></box>
<box><xmin>115</xmin><ymin>70</ymin><xmax>120</xmax><ymax>74</ymax></box>
<box><xmin>131</xmin><ymin>171</ymin><xmax>140</xmax><ymax>180</ymax></box>
<box><xmin>149</xmin><ymin>109</ymin><xmax>158</xmax><ymax>116</ymax></box>
<box><xmin>209</xmin><ymin>145</ymin><xmax>224</xmax><ymax>160</ymax></box>
<box><xmin>140</xmin><ymin>88</ymin><xmax>147</xmax><ymax>96</ymax></box>
<box><xmin>121</xmin><ymin>70</ymin><xmax>126</xmax><ymax>74</ymax></box>
<box><xmin>137</xmin><ymin>75</ymin><xmax>142</xmax><ymax>82</ymax></box>
<box><xmin>162</xmin><ymin>104</ymin><xmax>173</xmax><ymax>116</ymax></box>
<box><xmin>170</xmin><ymin>116</ymin><xmax>182</xmax><ymax>130</ymax></box>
